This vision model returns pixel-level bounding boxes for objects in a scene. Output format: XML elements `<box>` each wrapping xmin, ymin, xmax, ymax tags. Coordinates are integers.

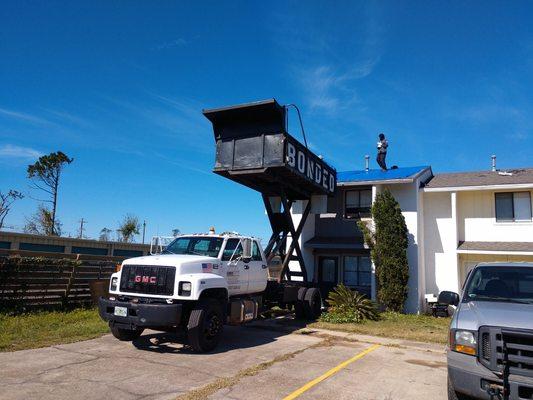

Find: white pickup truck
<box><xmin>98</xmin><ymin>233</ymin><xmax>322</xmax><ymax>352</ymax></box>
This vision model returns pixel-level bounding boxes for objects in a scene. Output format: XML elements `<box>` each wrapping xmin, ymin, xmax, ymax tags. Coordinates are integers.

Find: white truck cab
<box><xmin>99</xmin><ymin>233</ymin><xmax>322</xmax><ymax>352</ymax></box>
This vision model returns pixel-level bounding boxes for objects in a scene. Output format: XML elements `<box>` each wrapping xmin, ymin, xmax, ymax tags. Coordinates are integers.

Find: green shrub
<box><xmin>358</xmin><ymin>189</ymin><xmax>410</xmax><ymax>312</ymax></box>
<box><xmin>320</xmin><ymin>284</ymin><xmax>379</xmax><ymax>324</ymax></box>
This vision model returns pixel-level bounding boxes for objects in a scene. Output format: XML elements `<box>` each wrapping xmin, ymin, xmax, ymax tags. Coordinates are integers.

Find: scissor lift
<box><xmin>203</xmin><ymin>99</ymin><xmax>336</xmax><ymax>283</ymax></box>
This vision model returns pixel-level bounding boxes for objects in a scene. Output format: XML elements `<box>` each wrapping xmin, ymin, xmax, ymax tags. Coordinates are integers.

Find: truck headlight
<box><xmin>451</xmin><ymin>330</ymin><xmax>477</xmax><ymax>356</ymax></box>
<box><xmin>179</xmin><ymin>281</ymin><xmax>192</xmax><ymax>296</ymax></box>
<box><xmin>110</xmin><ymin>277</ymin><xmax>118</xmax><ymax>291</ymax></box>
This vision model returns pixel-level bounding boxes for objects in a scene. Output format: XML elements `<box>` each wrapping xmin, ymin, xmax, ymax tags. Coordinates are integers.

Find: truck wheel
<box><xmin>110</xmin><ymin>324</ymin><xmax>144</xmax><ymax>341</ymax></box>
<box><xmin>304</xmin><ymin>288</ymin><xmax>322</xmax><ymax>320</ymax></box>
<box><xmin>294</xmin><ymin>287</ymin><xmax>308</xmax><ymax>319</ymax></box>
<box><xmin>447</xmin><ymin>375</ymin><xmax>468</xmax><ymax>400</ymax></box>
<box><xmin>187</xmin><ymin>299</ymin><xmax>224</xmax><ymax>352</ymax></box>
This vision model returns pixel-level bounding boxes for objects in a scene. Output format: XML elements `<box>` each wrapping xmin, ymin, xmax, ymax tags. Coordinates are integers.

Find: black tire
<box><xmin>187</xmin><ymin>299</ymin><xmax>224</xmax><ymax>352</ymax></box>
<box><xmin>294</xmin><ymin>287</ymin><xmax>308</xmax><ymax>319</ymax></box>
<box><xmin>110</xmin><ymin>324</ymin><xmax>144</xmax><ymax>341</ymax></box>
<box><xmin>447</xmin><ymin>375</ymin><xmax>469</xmax><ymax>400</ymax></box>
<box><xmin>304</xmin><ymin>287</ymin><xmax>322</xmax><ymax>320</ymax></box>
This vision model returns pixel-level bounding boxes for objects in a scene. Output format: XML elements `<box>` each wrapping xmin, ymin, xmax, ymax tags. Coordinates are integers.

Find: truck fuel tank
<box><xmin>228</xmin><ymin>298</ymin><xmax>259</xmax><ymax>325</ymax></box>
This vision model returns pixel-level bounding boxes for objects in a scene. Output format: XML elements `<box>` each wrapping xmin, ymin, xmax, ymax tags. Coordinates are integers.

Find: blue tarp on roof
<box><xmin>337</xmin><ymin>166</ymin><xmax>430</xmax><ymax>183</ymax></box>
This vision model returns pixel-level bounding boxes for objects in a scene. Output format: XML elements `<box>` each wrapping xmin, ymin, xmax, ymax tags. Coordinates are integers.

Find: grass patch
<box><xmin>0</xmin><ymin>308</ymin><xmax>108</xmax><ymax>352</ymax></box>
<box><xmin>310</xmin><ymin>312</ymin><xmax>450</xmax><ymax>344</ymax></box>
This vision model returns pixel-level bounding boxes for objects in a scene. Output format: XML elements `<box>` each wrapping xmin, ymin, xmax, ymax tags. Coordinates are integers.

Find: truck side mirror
<box><xmin>438</xmin><ymin>290</ymin><xmax>460</xmax><ymax>306</ymax></box>
<box><xmin>241</xmin><ymin>238</ymin><xmax>252</xmax><ymax>261</ymax></box>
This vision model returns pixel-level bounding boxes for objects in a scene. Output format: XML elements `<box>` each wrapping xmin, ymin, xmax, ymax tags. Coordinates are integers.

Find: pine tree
<box><xmin>358</xmin><ymin>189</ymin><xmax>409</xmax><ymax>312</ymax></box>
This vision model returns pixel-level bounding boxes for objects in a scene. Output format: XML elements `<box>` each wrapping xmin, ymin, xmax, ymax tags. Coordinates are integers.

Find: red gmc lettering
<box><xmin>134</xmin><ymin>275</ymin><xmax>156</xmax><ymax>283</ymax></box>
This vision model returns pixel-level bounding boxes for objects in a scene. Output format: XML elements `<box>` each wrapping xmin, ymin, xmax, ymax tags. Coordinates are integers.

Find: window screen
<box><xmin>345</xmin><ymin>189</ymin><xmax>372</xmax><ymax>219</ymax></box>
<box><xmin>495</xmin><ymin>192</ymin><xmax>532</xmax><ymax>222</ymax></box>
<box><xmin>343</xmin><ymin>256</ymin><xmax>371</xmax><ymax>287</ymax></box>
<box><xmin>514</xmin><ymin>192</ymin><xmax>532</xmax><ymax>221</ymax></box>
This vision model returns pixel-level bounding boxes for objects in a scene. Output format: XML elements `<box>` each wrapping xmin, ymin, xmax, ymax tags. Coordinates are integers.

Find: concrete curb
<box><xmin>247</xmin><ymin>317</ymin><xmax>446</xmax><ymax>354</ymax></box>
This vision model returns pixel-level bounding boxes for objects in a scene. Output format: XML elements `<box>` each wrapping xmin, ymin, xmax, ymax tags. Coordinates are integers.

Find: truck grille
<box><xmin>479</xmin><ymin>326</ymin><xmax>533</xmax><ymax>378</ymax></box>
<box><xmin>120</xmin><ymin>265</ymin><xmax>176</xmax><ymax>296</ymax></box>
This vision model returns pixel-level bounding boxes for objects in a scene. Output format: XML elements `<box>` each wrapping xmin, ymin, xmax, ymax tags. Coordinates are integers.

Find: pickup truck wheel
<box><xmin>294</xmin><ymin>287</ymin><xmax>308</xmax><ymax>319</ymax></box>
<box><xmin>109</xmin><ymin>324</ymin><xmax>144</xmax><ymax>341</ymax></box>
<box><xmin>447</xmin><ymin>375</ymin><xmax>469</xmax><ymax>400</ymax></box>
<box><xmin>304</xmin><ymin>288</ymin><xmax>322</xmax><ymax>320</ymax></box>
<box><xmin>187</xmin><ymin>299</ymin><xmax>224</xmax><ymax>352</ymax></box>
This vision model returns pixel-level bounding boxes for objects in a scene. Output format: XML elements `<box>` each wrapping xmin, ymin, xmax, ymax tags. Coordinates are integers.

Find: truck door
<box><xmin>221</xmin><ymin>239</ymin><xmax>249</xmax><ymax>295</ymax></box>
<box><xmin>247</xmin><ymin>240</ymin><xmax>268</xmax><ymax>293</ymax></box>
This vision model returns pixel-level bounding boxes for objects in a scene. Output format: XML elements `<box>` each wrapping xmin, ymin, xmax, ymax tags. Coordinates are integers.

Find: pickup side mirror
<box><xmin>438</xmin><ymin>290</ymin><xmax>460</xmax><ymax>306</ymax></box>
<box><xmin>241</xmin><ymin>238</ymin><xmax>252</xmax><ymax>262</ymax></box>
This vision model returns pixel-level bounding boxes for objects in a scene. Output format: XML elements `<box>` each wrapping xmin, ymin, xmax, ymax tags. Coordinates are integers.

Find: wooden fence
<box><xmin>0</xmin><ymin>256</ymin><xmax>117</xmax><ymax>312</ymax></box>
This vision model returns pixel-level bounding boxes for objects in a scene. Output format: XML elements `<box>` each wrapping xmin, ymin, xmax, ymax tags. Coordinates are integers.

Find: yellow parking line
<box><xmin>283</xmin><ymin>343</ymin><xmax>381</xmax><ymax>400</ymax></box>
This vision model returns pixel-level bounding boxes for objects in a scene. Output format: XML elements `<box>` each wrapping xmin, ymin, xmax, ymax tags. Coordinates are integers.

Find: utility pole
<box><xmin>78</xmin><ymin>218</ymin><xmax>86</xmax><ymax>239</ymax></box>
<box><xmin>142</xmin><ymin>220</ymin><xmax>146</xmax><ymax>244</ymax></box>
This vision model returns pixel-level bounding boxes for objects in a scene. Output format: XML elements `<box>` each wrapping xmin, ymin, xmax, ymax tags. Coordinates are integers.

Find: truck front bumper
<box><xmin>98</xmin><ymin>297</ymin><xmax>182</xmax><ymax>330</ymax></box>
<box><xmin>448</xmin><ymin>350</ymin><xmax>533</xmax><ymax>400</ymax></box>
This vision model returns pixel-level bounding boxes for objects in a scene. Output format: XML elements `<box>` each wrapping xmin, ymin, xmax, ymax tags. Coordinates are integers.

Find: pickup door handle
<box><xmin>262</xmin><ymin>264</ymin><xmax>268</xmax><ymax>269</ymax></box>
<box><xmin>244</xmin><ymin>265</ymin><xmax>250</xmax><ymax>270</ymax></box>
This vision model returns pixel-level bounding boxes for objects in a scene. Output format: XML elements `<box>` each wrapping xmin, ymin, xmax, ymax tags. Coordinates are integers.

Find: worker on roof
<box><xmin>376</xmin><ymin>133</ymin><xmax>388</xmax><ymax>171</ymax></box>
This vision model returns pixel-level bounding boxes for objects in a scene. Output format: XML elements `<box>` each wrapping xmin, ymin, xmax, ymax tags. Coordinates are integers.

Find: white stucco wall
<box><xmin>457</xmin><ymin>190</ymin><xmax>533</xmax><ymax>242</ymax></box>
<box><xmin>423</xmin><ymin>191</ymin><xmax>460</xmax><ymax>295</ymax></box>
<box><xmin>289</xmin><ymin>199</ymin><xmax>315</xmax><ymax>282</ymax></box>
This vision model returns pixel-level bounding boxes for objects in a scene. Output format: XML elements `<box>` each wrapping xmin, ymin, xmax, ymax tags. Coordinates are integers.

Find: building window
<box><xmin>344</xmin><ymin>189</ymin><xmax>372</xmax><ymax>219</ymax></box>
<box><xmin>113</xmin><ymin>249</ymin><xmax>143</xmax><ymax>257</ymax></box>
<box><xmin>495</xmin><ymin>192</ymin><xmax>532</xmax><ymax>222</ymax></box>
<box><xmin>343</xmin><ymin>256</ymin><xmax>371</xmax><ymax>287</ymax></box>
<box><xmin>19</xmin><ymin>243</ymin><xmax>65</xmax><ymax>253</ymax></box>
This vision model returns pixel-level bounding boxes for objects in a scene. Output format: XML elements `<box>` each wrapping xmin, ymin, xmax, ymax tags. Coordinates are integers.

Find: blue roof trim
<box><xmin>337</xmin><ymin>166</ymin><xmax>430</xmax><ymax>183</ymax></box>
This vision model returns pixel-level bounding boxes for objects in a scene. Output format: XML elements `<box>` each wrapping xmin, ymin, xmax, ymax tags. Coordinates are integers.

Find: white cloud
<box><xmin>0</xmin><ymin>144</ymin><xmax>42</xmax><ymax>160</ymax></box>
<box><xmin>300</xmin><ymin>64</ymin><xmax>376</xmax><ymax>113</ymax></box>
<box><xmin>42</xmin><ymin>109</ymin><xmax>91</xmax><ymax>128</ymax></box>
<box><xmin>0</xmin><ymin>107</ymin><xmax>51</xmax><ymax>125</ymax></box>
<box><xmin>275</xmin><ymin>4</ymin><xmax>385</xmax><ymax>115</ymax></box>
<box><xmin>154</xmin><ymin>38</ymin><xmax>187</xmax><ymax>50</ymax></box>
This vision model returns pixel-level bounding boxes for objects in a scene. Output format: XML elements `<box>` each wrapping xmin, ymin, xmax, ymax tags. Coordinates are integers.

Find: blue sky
<box><xmin>1</xmin><ymin>1</ymin><xmax>532</xmax><ymax>241</ymax></box>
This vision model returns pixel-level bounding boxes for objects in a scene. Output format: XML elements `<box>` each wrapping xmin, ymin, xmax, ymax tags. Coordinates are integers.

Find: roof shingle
<box><xmin>458</xmin><ymin>241</ymin><xmax>533</xmax><ymax>253</ymax></box>
<box><xmin>425</xmin><ymin>168</ymin><xmax>533</xmax><ymax>188</ymax></box>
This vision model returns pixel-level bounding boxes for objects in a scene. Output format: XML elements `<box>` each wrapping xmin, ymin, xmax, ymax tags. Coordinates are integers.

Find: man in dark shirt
<box><xmin>376</xmin><ymin>133</ymin><xmax>388</xmax><ymax>171</ymax></box>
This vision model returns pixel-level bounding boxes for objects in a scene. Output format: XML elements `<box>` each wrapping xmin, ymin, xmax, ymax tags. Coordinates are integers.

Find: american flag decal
<box><xmin>202</xmin><ymin>263</ymin><xmax>213</xmax><ymax>272</ymax></box>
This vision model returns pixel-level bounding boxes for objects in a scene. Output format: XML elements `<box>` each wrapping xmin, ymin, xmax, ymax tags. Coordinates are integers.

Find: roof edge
<box><xmin>424</xmin><ymin>183</ymin><xmax>533</xmax><ymax>192</ymax></box>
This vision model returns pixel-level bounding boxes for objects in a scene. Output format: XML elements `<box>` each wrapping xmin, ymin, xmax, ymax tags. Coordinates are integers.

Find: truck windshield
<box><xmin>464</xmin><ymin>266</ymin><xmax>533</xmax><ymax>304</ymax></box>
<box><xmin>163</xmin><ymin>237</ymin><xmax>223</xmax><ymax>257</ymax></box>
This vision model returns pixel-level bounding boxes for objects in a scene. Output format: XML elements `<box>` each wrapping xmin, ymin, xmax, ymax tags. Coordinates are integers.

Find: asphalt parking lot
<box><xmin>1</xmin><ymin>324</ymin><xmax>447</xmax><ymax>400</ymax></box>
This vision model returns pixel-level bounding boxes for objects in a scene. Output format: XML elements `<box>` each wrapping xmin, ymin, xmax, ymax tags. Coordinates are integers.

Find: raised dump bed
<box><xmin>203</xmin><ymin>99</ymin><xmax>336</xmax><ymax>200</ymax></box>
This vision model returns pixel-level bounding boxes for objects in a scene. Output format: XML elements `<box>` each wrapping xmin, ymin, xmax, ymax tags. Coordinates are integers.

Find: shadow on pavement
<box><xmin>131</xmin><ymin>317</ymin><xmax>306</xmax><ymax>355</ymax></box>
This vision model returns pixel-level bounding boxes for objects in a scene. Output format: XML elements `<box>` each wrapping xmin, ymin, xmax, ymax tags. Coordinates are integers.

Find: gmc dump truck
<box><xmin>99</xmin><ymin>99</ymin><xmax>337</xmax><ymax>352</ymax></box>
<box><xmin>98</xmin><ymin>233</ymin><xmax>322</xmax><ymax>352</ymax></box>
